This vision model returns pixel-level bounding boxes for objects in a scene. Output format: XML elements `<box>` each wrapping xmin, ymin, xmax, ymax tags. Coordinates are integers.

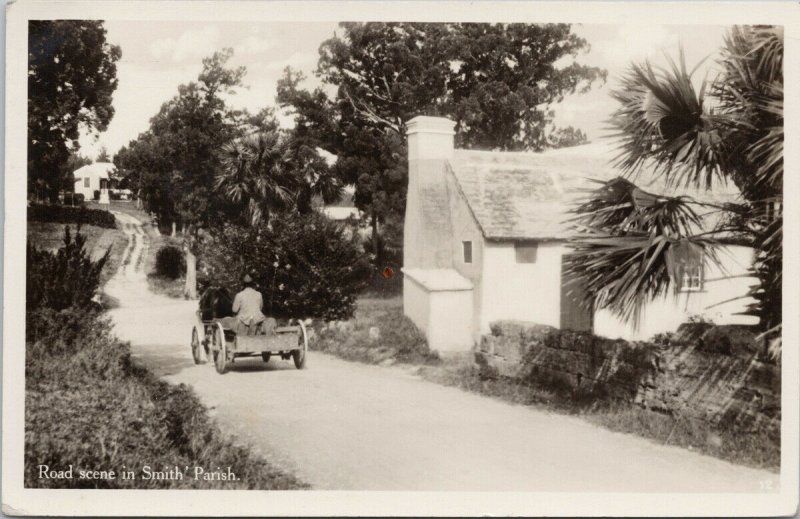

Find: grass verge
<box><xmin>314</xmin><ymin>297</ymin><xmax>440</xmax><ymax>366</ymax></box>
<box><xmin>316</xmin><ymin>297</ymin><xmax>780</xmax><ymax>472</ymax></box>
<box><xmin>27</xmin><ymin>221</ymin><xmax>128</xmax><ymax>288</ymax></box>
<box><xmin>25</xmin><ymin>308</ymin><xmax>307</xmax><ymax>489</ymax></box>
<box><xmin>26</xmin><ymin>213</ymin><xmax>306</xmax><ymax>489</ymax></box>
<box><xmin>87</xmin><ymin>201</ymin><xmax>187</xmax><ymax>299</ymax></box>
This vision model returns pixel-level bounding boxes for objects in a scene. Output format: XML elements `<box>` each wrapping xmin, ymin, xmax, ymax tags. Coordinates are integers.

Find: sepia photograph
<box><xmin>3</xmin><ymin>0</ymin><xmax>799</xmax><ymax>516</ymax></box>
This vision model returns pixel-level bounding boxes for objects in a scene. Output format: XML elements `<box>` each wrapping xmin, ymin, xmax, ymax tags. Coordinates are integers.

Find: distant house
<box><xmin>402</xmin><ymin>116</ymin><xmax>757</xmax><ymax>352</ymax></box>
<box><xmin>321</xmin><ymin>185</ymin><xmax>359</xmax><ymax>221</ymax></box>
<box><xmin>73</xmin><ymin>162</ymin><xmax>115</xmax><ymax>200</ymax></box>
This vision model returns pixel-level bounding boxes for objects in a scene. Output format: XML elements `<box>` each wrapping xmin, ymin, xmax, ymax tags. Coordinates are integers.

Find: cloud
<box><xmin>599</xmin><ymin>25</ymin><xmax>680</xmax><ymax>70</ymax></box>
<box><xmin>150</xmin><ymin>25</ymin><xmax>221</xmax><ymax>62</ymax></box>
<box><xmin>234</xmin><ymin>34</ymin><xmax>277</xmax><ymax>55</ymax></box>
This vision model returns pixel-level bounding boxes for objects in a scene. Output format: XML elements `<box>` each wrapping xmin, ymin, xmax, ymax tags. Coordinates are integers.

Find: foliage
<box><xmin>314</xmin><ymin>298</ymin><xmax>440</xmax><ymax>365</ymax></box>
<box><xmin>25</xmin><ymin>308</ymin><xmax>306</xmax><ymax>489</ymax></box>
<box><xmin>28</xmin><ymin>21</ymin><xmax>121</xmax><ymax>201</ymax></box>
<box><xmin>25</xmin><ymin>211</ymin><xmax>304</xmax><ymax>489</ymax></box>
<box><xmin>569</xmin><ymin>26</ymin><xmax>782</xmax><ymax>333</ymax></box>
<box><xmin>216</xmin><ymin>131</ymin><xmax>299</xmax><ymax>226</ymax></box>
<box><xmin>28</xmin><ymin>203</ymin><xmax>117</xmax><ymax>228</ymax></box>
<box><xmin>154</xmin><ymin>245</ymin><xmax>186</xmax><ymax>279</ymax></box>
<box><xmin>278</xmin><ymin>23</ymin><xmax>606</xmax><ymax>264</ymax></box>
<box><xmin>548</xmin><ymin>126</ymin><xmax>589</xmax><ymax>148</ymax></box>
<box><xmin>114</xmin><ymin>48</ymin><xmax>247</xmax><ymax>230</ymax></box>
<box><xmin>198</xmin><ymin>212</ymin><xmax>370</xmax><ymax>321</ymax></box>
<box><xmin>26</xmin><ymin>226</ymin><xmax>109</xmax><ymax>312</ymax></box>
<box><xmin>565</xmin><ymin>177</ymin><xmax>720</xmax><ymax>326</ymax></box>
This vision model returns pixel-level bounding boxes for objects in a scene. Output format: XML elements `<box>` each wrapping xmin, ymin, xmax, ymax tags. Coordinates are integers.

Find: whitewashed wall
<box><xmin>403</xmin><ymin>275</ymin><xmax>474</xmax><ymax>352</ymax></box>
<box><xmin>594</xmin><ymin>245</ymin><xmax>759</xmax><ymax>341</ymax></box>
<box><xmin>480</xmin><ymin>241</ymin><xmax>568</xmax><ymax>334</ymax></box>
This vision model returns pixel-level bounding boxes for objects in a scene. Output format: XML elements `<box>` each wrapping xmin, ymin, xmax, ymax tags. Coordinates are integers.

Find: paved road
<box><xmin>105</xmin><ymin>212</ymin><xmax>779</xmax><ymax>492</ymax></box>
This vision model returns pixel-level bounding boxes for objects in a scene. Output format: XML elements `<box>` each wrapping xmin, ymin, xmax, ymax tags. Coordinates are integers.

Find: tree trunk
<box><xmin>171</xmin><ymin>221</ymin><xmax>177</xmax><ymax>237</ymax></box>
<box><xmin>184</xmin><ymin>248</ymin><xmax>197</xmax><ymax>300</ymax></box>
<box><xmin>371</xmin><ymin>214</ymin><xmax>379</xmax><ymax>259</ymax></box>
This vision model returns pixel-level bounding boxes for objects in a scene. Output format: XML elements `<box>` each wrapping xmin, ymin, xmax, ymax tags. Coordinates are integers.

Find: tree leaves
<box><xmin>28</xmin><ymin>21</ymin><xmax>121</xmax><ymax>200</ymax></box>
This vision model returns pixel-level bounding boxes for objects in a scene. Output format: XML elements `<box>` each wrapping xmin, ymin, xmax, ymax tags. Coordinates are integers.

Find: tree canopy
<box><xmin>115</xmin><ymin>48</ymin><xmax>247</xmax><ymax>229</ymax></box>
<box><xmin>278</xmin><ymin>22</ymin><xmax>606</xmax><ymax>263</ymax></box>
<box><xmin>28</xmin><ymin>20</ymin><xmax>121</xmax><ymax>200</ymax></box>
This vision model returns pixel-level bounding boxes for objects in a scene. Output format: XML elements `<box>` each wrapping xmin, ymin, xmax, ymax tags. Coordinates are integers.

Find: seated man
<box><xmin>218</xmin><ymin>274</ymin><xmax>275</xmax><ymax>335</ymax></box>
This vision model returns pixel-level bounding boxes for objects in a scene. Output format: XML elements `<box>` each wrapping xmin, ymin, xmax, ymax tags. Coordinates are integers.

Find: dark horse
<box><xmin>198</xmin><ymin>286</ymin><xmax>234</xmax><ymax>322</ymax></box>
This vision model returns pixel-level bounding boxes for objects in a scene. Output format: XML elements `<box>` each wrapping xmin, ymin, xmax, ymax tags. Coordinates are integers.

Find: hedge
<box><xmin>28</xmin><ymin>203</ymin><xmax>116</xmax><ymax>229</ymax></box>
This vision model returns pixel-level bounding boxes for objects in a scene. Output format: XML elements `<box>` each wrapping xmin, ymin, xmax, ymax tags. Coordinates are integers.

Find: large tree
<box><xmin>278</xmin><ymin>22</ymin><xmax>605</xmax><ymax>265</ymax></box>
<box><xmin>565</xmin><ymin>26</ymin><xmax>782</xmax><ymax>354</ymax></box>
<box><xmin>115</xmin><ymin>49</ymin><xmax>246</xmax><ymax>297</ymax></box>
<box><xmin>28</xmin><ymin>20</ymin><xmax>121</xmax><ymax>201</ymax></box>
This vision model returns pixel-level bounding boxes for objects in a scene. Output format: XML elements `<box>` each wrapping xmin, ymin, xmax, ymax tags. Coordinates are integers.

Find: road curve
<box><xmin>105</xmin><ymin>211</ymin><xmax>779</xmax><ymax>492</ymax></box>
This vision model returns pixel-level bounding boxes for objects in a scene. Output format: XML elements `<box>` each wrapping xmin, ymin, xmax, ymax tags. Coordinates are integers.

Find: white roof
<box><xmin>403</xmin><ymin>268</ymin><xmax>473</xmax><ymax>291</ymax></box>
<box><xmin>73</xmin><ymin>162</ymin><xmax>115</xmax><ymax>179</ymax></box>
<box><xmin>322</xmin><ymin>206</ymin><xmax>359</xmax><ymax>220</ymax></box>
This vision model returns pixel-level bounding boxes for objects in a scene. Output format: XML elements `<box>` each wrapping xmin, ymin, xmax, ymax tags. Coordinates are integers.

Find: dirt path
<box><xmin>104</xmin><ymin>212</ymin><xmax>780</xmax><ymax>492</ymax></box>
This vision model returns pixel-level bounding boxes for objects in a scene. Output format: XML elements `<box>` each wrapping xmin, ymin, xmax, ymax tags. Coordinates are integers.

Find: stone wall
<box><xmin>477</xmin><ymin>321</ymin><xmax>780</xmax><ymax>438</ymax></box>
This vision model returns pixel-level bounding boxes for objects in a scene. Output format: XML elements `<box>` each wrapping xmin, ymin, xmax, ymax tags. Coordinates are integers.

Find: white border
<box><xmin>4</xmin><ymin>1</ymin><xmax>799</xmax><ymax>516</ymax></box>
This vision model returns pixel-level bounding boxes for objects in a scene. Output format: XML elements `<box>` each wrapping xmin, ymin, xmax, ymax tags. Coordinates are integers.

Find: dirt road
<box><xmin>105</xmin><ymin>212</ymin><xmax>779</xmax><ymax>491</ymax></box>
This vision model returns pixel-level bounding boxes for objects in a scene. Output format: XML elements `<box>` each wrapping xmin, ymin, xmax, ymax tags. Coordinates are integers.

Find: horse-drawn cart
<box><xmin>190</xmin><ymin>287</ymin><xmax>308</xmax><ymax>374</ymax></box>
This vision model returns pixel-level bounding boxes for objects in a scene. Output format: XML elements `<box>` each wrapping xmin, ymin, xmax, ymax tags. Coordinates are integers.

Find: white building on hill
<box><xmin>402</xmin><ymin>116</ymin><xmax>758</xmax><ymax>352</ymax></box>
<box><xmin>73</xmin><ymin>162</ymin><xmax>115</xmax><ymax>200</ymax></box>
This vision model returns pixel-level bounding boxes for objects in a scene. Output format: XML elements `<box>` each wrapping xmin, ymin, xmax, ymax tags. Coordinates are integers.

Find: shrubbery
<box><xmin>26</xmin><ymin>223</ymin><xmax>303</xmax><ymax>489</ymax></box>
<box><xmin>26</xmin><ymin>226</ymin><xmax>108</xmax><ymax>312</ymax></box>
<box><xmin>314</xmin><ymin>299</ymin><xmax>440</xmax><ymax>366</ymax></box>
<box><xmin>28</xmin><ymin>203</ymin><xmax>116</xmax><ymax>228</ymax></box>
<box><xmin>199</xmin><ymin>212</ymin><xmax>371</xmax><ymax>321</ymax></box>
<box><xmin>154</xmin><ymin>245</ymin><xmax>185</xmax><ymax>279</ymax></box>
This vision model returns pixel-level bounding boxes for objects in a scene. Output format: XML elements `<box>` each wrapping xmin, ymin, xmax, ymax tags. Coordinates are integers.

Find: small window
<box><xmin>84</xmin><ymin>178</ymin><xmax>90</xmax><ymax>188</ymax></box>
<box><xmin>678</xmin><ymin>264</ymin><xmax>704</xmax><ymax>292</ymax></box>
<box><xmin>462</xmin><ymin>241</ymin><xmax>473</xmax><ymax>263</ymax></box>
<box><xmin>515</xmin><ymin>243</ymin><xmax>538</xmax><ymax>263</ymax></box>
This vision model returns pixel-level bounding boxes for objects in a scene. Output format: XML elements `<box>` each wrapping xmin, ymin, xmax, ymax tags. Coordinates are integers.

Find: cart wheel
<box><xmin>293</xmin><ymin>321</ymin><xmax>308</xmax><ymax>369</ymax></box>
<box><xmin>213</xmin><ymin>323</ymin><xmax>228</xmax><ymax>374</ymax></box>
<box><xmin>261</xmin><ymin>352</ymin><xmax>271</xmax><ymax>363</ymax></box>
<box><xmin>191</xmin><ymin>326</ymin><xmax>203</xmax><ymax>364</ymax></box>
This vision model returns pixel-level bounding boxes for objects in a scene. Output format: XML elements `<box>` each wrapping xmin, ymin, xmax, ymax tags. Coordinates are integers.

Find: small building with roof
<box><xmin>402</xmin><ymin>116</ymin><xmax>757</xmax><ymax>352</ymax></box>
<box><xmin>73</xmin><ymin>162</ymin><xmax>115</xmax><ymax>200</ymax></box>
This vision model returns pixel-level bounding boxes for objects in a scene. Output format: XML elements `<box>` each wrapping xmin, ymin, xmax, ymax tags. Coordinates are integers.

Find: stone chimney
<box><xmin>404</xmin><ymin>116</ymin><xmax>457</xmax><ymax>270</ymax></box>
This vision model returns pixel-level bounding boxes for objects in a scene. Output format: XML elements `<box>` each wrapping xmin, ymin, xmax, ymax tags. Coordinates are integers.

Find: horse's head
<box><xmin>199</xmin><ymin>286</ymin><xmax>234</xmax><ymax>320</ymax></box>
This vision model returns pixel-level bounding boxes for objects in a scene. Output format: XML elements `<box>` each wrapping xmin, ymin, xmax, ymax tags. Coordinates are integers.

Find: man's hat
<box><xmin>242</xmin><ymin>273</ymin><xmax>253</xmax><ymax>284</ymax></box>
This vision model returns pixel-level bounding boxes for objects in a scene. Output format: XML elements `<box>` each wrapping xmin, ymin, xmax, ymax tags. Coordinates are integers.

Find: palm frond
<box><xmin>609</xmin><ymin>51</ymin><xmax>729</xmax><ymax>190</ymax></box>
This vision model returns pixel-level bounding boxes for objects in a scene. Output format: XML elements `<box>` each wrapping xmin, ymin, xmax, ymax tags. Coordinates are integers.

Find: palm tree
<box><xmin>566</xmin><ymin>26</ymin><xmax>782</xmax><ymax>354</ymax></box>
<box><xmin>216</xmin><ymin>131</ymin><xmax>299</xmax><ymax>226</ymax></box>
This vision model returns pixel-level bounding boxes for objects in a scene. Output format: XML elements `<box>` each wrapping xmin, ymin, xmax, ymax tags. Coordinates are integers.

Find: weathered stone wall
<box><xmin>477</xmin><ymin>321</ymin><xmax>780</xmax><ymax>438</ymax></box>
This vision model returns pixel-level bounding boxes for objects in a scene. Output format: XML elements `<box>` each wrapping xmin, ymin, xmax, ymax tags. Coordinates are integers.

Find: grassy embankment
<box><xmin>89</xmin><ymin>201</ymin><xmax>186</xmax><ymax>298</ymax></box>
<box><xmin>313</xmin><ymin>296</ymin><xmax>780</xmax><ymax>472</ymax></box>
<box><xmin>26</xmin><ymin>203</ymin><xmax>306</xmax><ymax>489</ymax></box>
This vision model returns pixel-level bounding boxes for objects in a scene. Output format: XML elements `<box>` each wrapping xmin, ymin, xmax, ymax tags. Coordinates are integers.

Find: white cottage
<box><xmin>402</xmin><ymin>116</ymin><xmax>758</xmax><ymax>352</ymax></box>
<box><xmin>73</xmin><ymin>162</ymin><xmax>115</xmax><ymax>200</ymax></box>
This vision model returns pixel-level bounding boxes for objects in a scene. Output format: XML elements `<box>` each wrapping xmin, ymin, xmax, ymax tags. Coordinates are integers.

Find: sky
<box><xmin>77</xmin><ymin>22</ymin><xmax>728</xmax><ymax>159</ymax></box>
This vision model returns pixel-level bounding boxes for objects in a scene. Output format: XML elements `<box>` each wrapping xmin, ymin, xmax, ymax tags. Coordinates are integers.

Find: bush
<box><xmin>25</xmin><ymin>308</ymin><xmax>306</xmax><ymax>489</ymax></box>
<box><xmin>199</xmin><ymin>212</ymin><xmax>371</xmax><ymax>321</ymax></box>
<box><xmin>60</xmin><ymin>192</ymin><xmax>85</xmax><ymax>206</ymax></box>
<box><xmin>24</xmin><ymin>221</ymin><xmax>304</xmax><ymax>489</ymax></box>
<box><xmin>314</xmin><ymin>299</ymin><xmax>440</xmax><ymax>366</ymax></box>
<box><xmin>28</xmin><ymin>203</ymin><xmax>116</xmax><ymax>228</ymax></box>
<box><xmin>93</xmin><ymin>189</ymin><xmax>100</xmax><ymax>200</ymax></box>
<box><xmin>154</xmin><ymin>245</ymin><xmax>185</xmax><ymax>279</ymax></box>
<box><xmin>27</xmin><ymin>226</ymin><xmax>108</xmax><ymax>313</ymax></box>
